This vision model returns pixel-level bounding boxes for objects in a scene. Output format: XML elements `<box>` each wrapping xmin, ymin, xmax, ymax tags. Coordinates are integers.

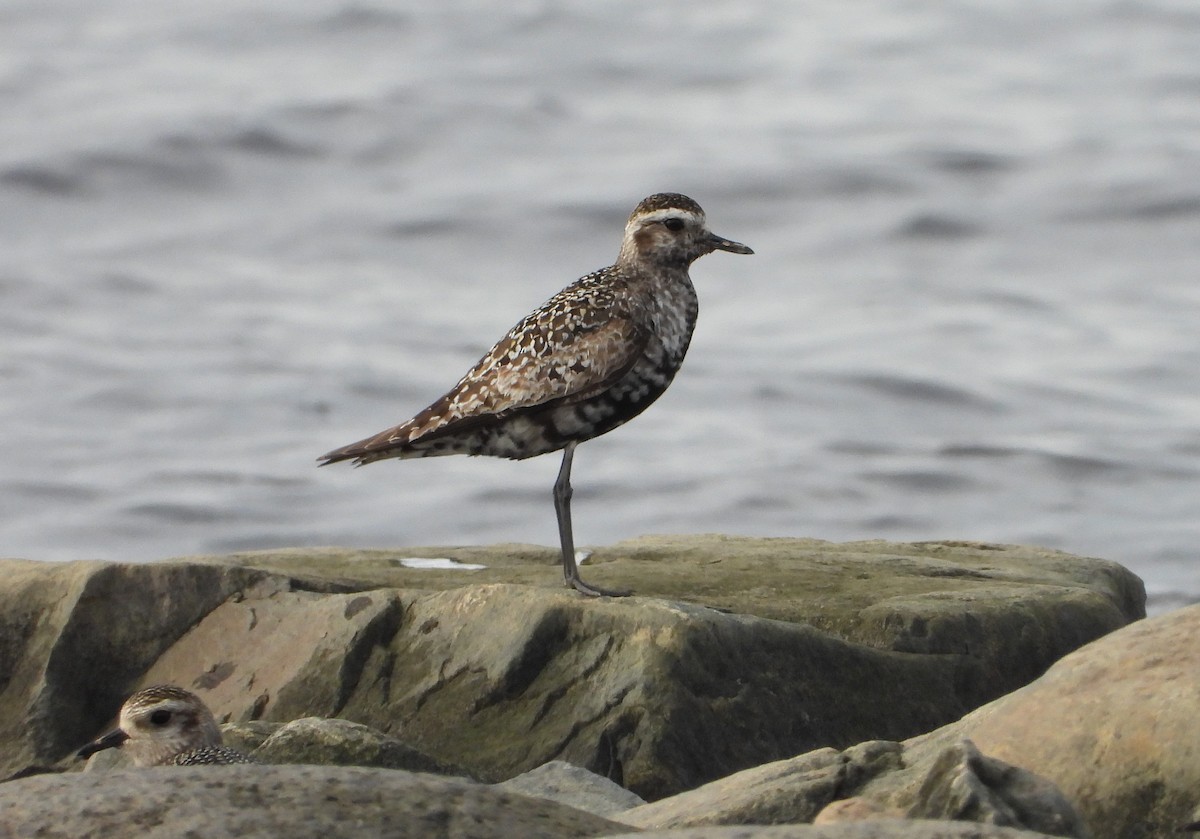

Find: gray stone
<box><xmin>220</xmin><ymin>719</ymin><xmax>284</xmax><ymax>755</ymax></box>
<box><xmin>622</xmin><ymin>742</ymin><xmax>900</xmax><ymax>830</ymax></box>
<box><xmin>900</xmin><ymin>739</ymin><xmax>1086</xmax><ymax>837</ymax></box>
<box><xmin>0</xmin><ymin>764</ymin><xmax>630</xmax><ymax>839</ymax></box>
<box><xmin>622</xmin><ymin>735</ymin><xmax>1086</xmax><ymax>837</ymax></box>
<box><xmin>254</xmin><ymin>716</ymin><xmax>464</xmax><ymax>775</ymax></box>
<box><xmin>603</xmin><ymin>823</ymin><xmax>1064</xmax><ymax>838</ymax></box>
<box><xmin>865</xmin><ymin>604</ymin><xmax>1200</xmax><ymax>839</ymax></box>
<box><xmin>336</xmin><ymin>585</ymin><xmax>971</xmax><ymax>800</ymax></box>
<box><xmin>498</xmin><ymin>759</ymin><xmax>646</xmax><ymax>817</ymax></box>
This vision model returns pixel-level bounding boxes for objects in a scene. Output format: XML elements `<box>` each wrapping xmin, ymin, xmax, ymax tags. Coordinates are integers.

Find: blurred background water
<box><xmin>2</xmin><ymin>0</ymin><xmax>1198</xmax><ymax>613</ymax></box>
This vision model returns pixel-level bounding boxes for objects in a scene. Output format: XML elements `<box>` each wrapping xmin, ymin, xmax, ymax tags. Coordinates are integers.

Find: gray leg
<box><xmin>553</xmin><ymin>442</ymin><xmax>631</xmax><ymax>597</ymax></box>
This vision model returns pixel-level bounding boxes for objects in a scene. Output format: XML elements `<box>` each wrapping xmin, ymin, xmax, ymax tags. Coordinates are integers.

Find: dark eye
<box><xmin>149</xmin><ymin>710</ymin><xmax>171</xmax><ymax>726</ymax></box>
<box><xmin>662</xmin><ymin>217</ymin><xmax>685</xmax><ymax>232</ymax></box>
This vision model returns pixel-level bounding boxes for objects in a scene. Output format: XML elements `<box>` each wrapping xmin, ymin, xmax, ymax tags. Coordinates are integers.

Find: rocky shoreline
<box><xmin>0</xmin><ymin>535</ymin><xmax>1193</xmax><ymax>838</ymax></box>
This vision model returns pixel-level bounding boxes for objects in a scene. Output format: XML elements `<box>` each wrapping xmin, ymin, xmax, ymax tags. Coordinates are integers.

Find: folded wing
<box><xmin>319</xmin><ymin>292</ymin><xmax>648</xmax><ymax>464</ymax></box>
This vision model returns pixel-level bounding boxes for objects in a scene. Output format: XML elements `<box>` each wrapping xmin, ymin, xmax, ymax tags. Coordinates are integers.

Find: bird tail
<box><xmin>317</xmin><ymin>396</ymin><xmax>467</xmax><ymax>466</ymax></box>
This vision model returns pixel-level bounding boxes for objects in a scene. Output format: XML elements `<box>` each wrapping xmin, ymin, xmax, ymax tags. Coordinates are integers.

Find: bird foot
<box><xmin>567</xmin><ymin>574</ymin><xmax>633</xmax><ymax>598</ymax></box>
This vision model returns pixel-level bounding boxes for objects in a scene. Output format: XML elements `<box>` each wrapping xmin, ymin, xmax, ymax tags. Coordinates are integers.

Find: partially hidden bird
<box><xmin>76</xmin><ymin>684</ymin><xmax>255</xmax><ymax>767</ymax></box>
<box><xmin>319</xmin><ymin>193</ymin><xmax>753</xmax><ymax>597</ymax></box>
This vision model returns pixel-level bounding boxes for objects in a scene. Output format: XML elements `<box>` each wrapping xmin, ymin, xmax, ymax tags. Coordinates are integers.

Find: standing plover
<box><xmin>319</xmin><ymin>193</ymin><xmax>753</xmax><ymax>597</ymax></box>
<box><xmin>76</xmin><ymin>685</ymin><xmax>254</xmax><ymax>767</ymax></box>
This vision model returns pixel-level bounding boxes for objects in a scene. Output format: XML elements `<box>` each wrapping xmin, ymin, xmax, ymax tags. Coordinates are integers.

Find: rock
<box><xmin>497</xmin><ymin>759</ymin><xmax>646</xmax><ymax>817</ymax></box>
<box><xmin>253</xmin><ymin>716</ymin><xmax>464</xmax><ymax>775</ymax></box>
<box><xmin>909</xmin><ymin>604</ymin><xmax>1199</xmax><ymax>839</ymax></box>
<box><xmin>0</xmin><ymin>559</ymin><xmax>279</xmax><ymax>779</ymax></box>
<box><xmin>813</xmin><ymin>798</ymin><xmax>907</xmax><ymax>824</ymax></box>
<box><xmin>621</xmin><ymin>742</ymin><xmax>902</xmax><ymax>829</ymax></box>
<box><xmin>220</xmin><ymin>719</ymin><xmax>284</xmax><ymax>755</ymax></box>
<box><xmin>0</xmin><ymin>764</ymin><xmax>628</xmax><ymax>839</ymax></box>
<box><xmin>623</xmin><ymin>735</ymin><xmax>1085</xmax><ymax>837</ymax></box>
<box><xmin>839</xmin><ymin>605</ymin><xmax>1200</xmax><ymax>839</ymax></box>
<box><xmin>337</xmin><ymin>585</ymin><xmax>977</xmax><ymax>800</ymax></box>
<box><xmin>0</xmin><ymin>537</ymin><xmax>1143</xmax><ymax>797</ymax></box>
<box><xmin>136</xmin><ymin>583</ymin><xmax>405</xmax><ymax>726</ymax></box>
<box><xmin>899</xmin><ymin>739</ymin><xmax>1086</xmax><ymax>837</ymax></box>
<box><xmin>224</xmin><ymin>537</ymin><xmax>1140</xmax><ymax>799</ymax></box>
<box><xmin>619</xmin><ymin>746</ymin><xmax>839</xmax><ymax>828</ymax></box>
<box><xmin>602</xmin><ymin>823</ymin><xmax>1066</xmax><ymax>838</ymax></box>
<box><xmin>212</xmin><ymin>536</ymin><xmax>1144</xmax><ymax>710</ymax></box>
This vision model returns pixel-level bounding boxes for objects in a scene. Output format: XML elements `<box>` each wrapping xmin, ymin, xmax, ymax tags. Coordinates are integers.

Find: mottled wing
<box><xmin>461</xmin><ymin>297</ymin><xmax>646</xmax><ymax>410</ymax></box>
<box><xmin>320</xmin><ymin>280</ymin><xmax>647</xmax><ymax>463</ymax></box>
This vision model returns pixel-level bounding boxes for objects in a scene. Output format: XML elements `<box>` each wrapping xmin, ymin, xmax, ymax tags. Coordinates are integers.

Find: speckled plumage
<box><xmin>76</xmin><ymin>685</ymin><xmax>255</xmax><ymax>768</ymax></box>
<box><xmin>320</xmin><ymin>193</ymin><xmax>753</xmax><ymax>596</ymax></box>
<box><xmin>169</xmin><ymin>744</ymin><xmax>256</xmax><ymax>767</ymax></box>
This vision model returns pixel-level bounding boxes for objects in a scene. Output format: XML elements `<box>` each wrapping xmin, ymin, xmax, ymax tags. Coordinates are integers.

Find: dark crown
<box><xmin>128</xmin><ymin>684</ymin><xmax>202</xmax><ymax>708</ymax></box>
<box><xmin>630</xmin><ymin>193</ymin><xmax>705</xmax><ymax>220</ymax></box>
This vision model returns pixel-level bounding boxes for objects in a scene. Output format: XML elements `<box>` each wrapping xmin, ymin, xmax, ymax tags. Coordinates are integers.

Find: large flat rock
<box><xmin>200</xmin><ymin>535</ymin><xmax>1143</xmax><ymax>645</ymax></box>
<box><xmin>0</xmin><ymin>536</ymin><xmax>1143</xmax><ymax>799</ymax></box>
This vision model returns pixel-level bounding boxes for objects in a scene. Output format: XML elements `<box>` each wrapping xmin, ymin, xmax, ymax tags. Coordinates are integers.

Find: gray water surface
<box><xmin>3</xmin><ymin>0</ymin><xmax>1199</xmax><ymax>612</ymax></box>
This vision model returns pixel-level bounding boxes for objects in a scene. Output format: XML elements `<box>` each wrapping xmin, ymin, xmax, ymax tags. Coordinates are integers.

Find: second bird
<box><xmin>319</xmin><ymin>192</ymin><xmax>753</xmax><ymax>597</ymax></box>
<box><xmin>77</xmin><ymin>685</ymin><xmax>254</xmax><ymax>767</ymax></box>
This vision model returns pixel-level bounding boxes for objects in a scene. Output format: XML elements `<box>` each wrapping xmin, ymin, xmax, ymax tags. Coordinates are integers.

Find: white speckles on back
<box><xmin>172</xmin><ymin>745</ymin><xmax>257</xmax><ymax>766</ymax></box>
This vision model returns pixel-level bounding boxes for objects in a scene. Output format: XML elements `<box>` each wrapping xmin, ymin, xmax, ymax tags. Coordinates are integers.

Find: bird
<box><xmin>76</xmin><ymin>685</ymin><xmax>255</xmax><ymax>767</ymax></box>
<box><xmin>319</xmin><ymin>193</ymin><xmax>753</xmax><ymax>597</ymax></box>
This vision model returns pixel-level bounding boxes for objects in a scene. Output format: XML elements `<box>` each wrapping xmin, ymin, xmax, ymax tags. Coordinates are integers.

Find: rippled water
<box><xmin>3</xmin><ymin>0</ymin><xmax>1199</xmax><ymax>613</ymax></box>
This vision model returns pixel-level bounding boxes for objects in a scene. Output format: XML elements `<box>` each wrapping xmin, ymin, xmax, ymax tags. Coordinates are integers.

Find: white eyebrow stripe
<box><xmin>632</xmin><ymin>208</ymin><xmax>705</xmax><ymax>225</ymax></box>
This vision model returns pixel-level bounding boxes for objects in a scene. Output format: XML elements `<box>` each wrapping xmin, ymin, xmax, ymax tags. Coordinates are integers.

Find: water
<box><xmin>3</xmin><ymin>0</ymin><xmax>1199</xmax><ymax>613</ymax></box>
